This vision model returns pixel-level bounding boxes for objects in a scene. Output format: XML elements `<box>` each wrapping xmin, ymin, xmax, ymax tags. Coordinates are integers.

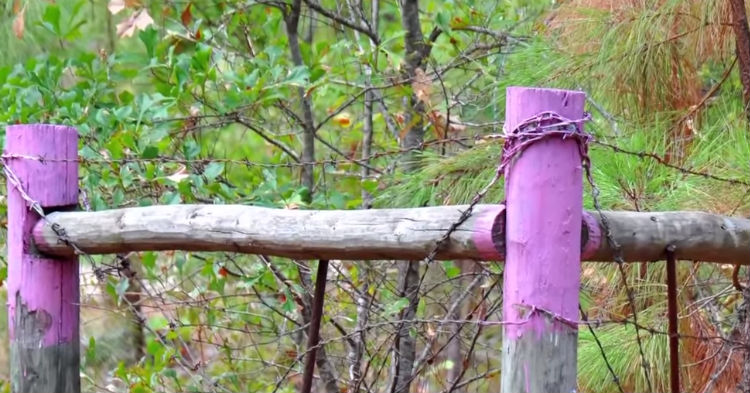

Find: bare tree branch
<box><xmin>302</xmin><ymin>0</ymin><xmax>380</xmax><ymax>44</ymax></box>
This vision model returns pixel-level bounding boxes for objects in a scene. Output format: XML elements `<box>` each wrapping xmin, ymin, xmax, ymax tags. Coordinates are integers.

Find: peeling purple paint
<box><xmin>503</xmin><ymin>87</ymin><xmax>585</xmax><ymax>340</ymax></box>
<box><xmin>581</xmin><ymin>212</ymin><xmax>602</xmax><ymax>260</ymax></box>
<box><xmin>472</xmin><ymin>204</ymin><xmax>505</xmax><ymax>260</ymax></box>
<box><xmin>5</xmin><ymin>124</ymin><xmax>79</xmax><ymax>347</ymax></box>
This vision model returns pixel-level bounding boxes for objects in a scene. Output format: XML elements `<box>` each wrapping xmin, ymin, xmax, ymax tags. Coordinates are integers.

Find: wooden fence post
<box><xmin>5</xmin><ymin>125</ymin><xmax>80</xmax><ymax>393</ymax></box>
<box><xmin>501</xmin><ymin>87</ymin><xmax>585</xmax><ymax>393</ymax></box>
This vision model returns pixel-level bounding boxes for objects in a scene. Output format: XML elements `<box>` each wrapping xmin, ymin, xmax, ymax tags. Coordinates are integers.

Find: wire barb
<box><xmin>584</xmin><ymin>150</ymin><xmax>654</xmax><ymax>392</ymax></box>
<box><xmin>1</xmin><ymin>157</ymin><xmax>113</xmax><ymax>280</ymax></box>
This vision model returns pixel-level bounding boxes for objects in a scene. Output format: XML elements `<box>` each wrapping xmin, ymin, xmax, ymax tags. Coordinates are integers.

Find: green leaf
<box><xmin>112</xmin><ymin>188</ymin><xmax>125</xmax><ymax>206</ymax></box>
<box><xmin>281</xmin><ymin>290</ymin><xmax>295</xmax><ymax>313</ymax></box>
<box><xmin>192</xmin><ymin>44</ymin><xmax>212</xmax><ymax>72</ymax></box>
<box><xmin>114</xmin><ymin>105</ymin><xmax>133</xmax><ymax>121</ymax></box>
<box><xmin>310</xmin><ymin>66</ymin><xmax>326</xmax><ymax>83</ymax></box>
<box><xmin>384</xmin><ymin>297</ymin><xmax>410</xmax><ymax>316</ymax></box>
<box><xmin>142</xmin><ymin>252</ymin><xmax>157</xmax><ymax>271</ymax></box>
<box><xmin>85</xmin><ymin>336</ymin><xmax>97</xmax><ymax>365</ymax></box>
<box><xmin>443</xmin><ymin>261</ymin><xmax>461</xmax><ymax>279</ymax></box>
<box><xmin>148</xmin><ymin>315</ymin><xmax>170</xmax><ymax>331</ymax></box>
<box><xmin>139</xmin><ymin>27</ymin><xmax>159</xmax><ymax>58</ymax></box>
<box><xmin>162</xmin><ymin>191</ymin><xmax>182</xmax><ymax>205</ymax></box>
<box><xmin>436</xmin><ymin>12</ymin><xmax>452</xmax><ymax>34</ymax></box>
<box><xmin>183</xmin><ymin>140</ymin><xmax>201</xmax><ymax>158</ymax></box>
<box><xmin>284</xmin><ymin>65</ymin><xmax>309</xmax><ymax>86</ymax></box>
<box><xmin>203</xmin><ymin>162</ymin><xmax>224</xmax><ymax>180</ymax></box>
<box><xmin>141</xmin><ymin>145</ymin><xmax>159</xmax><ymax>159</ymax></box>
<box><xmin>115</xmin><ymin>277</ymin><xmax>130</xmax><ymax>302</ymax></box>
<box><xmin>362</xmin><ymin>179</ymin><xmax>378</xmax><ymax>194</ymax></box>
<box><xmin>42</xmin><ymin>5</ymin><xmax>62</xmax><ymax>35</ymax></box>
<box><xmin>146</xmin><ymin>339</ymin><xmax>163</xmax><ymax>356</ymax></box>
<box><xmin>163</xmin><ymin>368</ymin><xmax>178</xmax><ymax>381</ymax></box>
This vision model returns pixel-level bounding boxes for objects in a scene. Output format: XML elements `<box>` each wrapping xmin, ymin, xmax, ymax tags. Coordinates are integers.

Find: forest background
<box><xmin>0</xmin><ymin>0</ymin><xmax>749</xmax><ymax>392</ymax></box>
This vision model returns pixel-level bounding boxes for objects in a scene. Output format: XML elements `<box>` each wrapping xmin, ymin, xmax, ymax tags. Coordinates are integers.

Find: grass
<box><xmin>376</xmin><ymin>34</ymin><xmax>750</xmax><ymax>390</ymax></box>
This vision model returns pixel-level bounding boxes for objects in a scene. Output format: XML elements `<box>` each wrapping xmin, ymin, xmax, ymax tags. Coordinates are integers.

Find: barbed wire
<box><xmin>0</xmin><ymin>137</ymin><xmax>474</xmax><ymax>169</ymax></box>
<box><xmin>500</xmin><ymin>110</ymin><xmax>633</xmax><ymax>392</ymax></box>
<box><xmin>2</xmin><ymin>126</ymin><xmax>748</xmax><ymax>392</ymax></box>
<box><xmin>2</xmin><ymin>137</ymin><xmax>745</xmax><ymax>193</ymax></box>
<box><xmin>1</xmin><ymin>157</ymin><xmax>117</xmax><ymax>280</ymax></box>
<box><xmin>592</xmin><ymin>140</ymin><xmax>750</xmax><ymax>187</ymax></box>
<box><xmin>76</xmin><ymin>267</ymin><xmax>749</xmax><ymax>347</ymax></box>
<box><xmin>1</xmin><ymin>156</ymin><xmax>220</xmax><ymax>390</ymax></box>
<box><xmin>584</xmin><ymin>146</ymin><xmax>654</xmax><ymax>392</ymax></box>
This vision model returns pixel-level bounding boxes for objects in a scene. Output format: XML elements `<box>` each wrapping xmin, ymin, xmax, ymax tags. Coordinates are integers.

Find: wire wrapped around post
<box><xmin>500</xmin><ymin>87</ymin><xmax>589</xmax><ymax>393</ymax></box>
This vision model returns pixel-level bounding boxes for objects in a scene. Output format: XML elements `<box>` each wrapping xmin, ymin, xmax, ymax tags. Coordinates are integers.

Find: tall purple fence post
<box><xmin>5</xmin><ymin>125</ymin><xmax>80</xmax><ymax>393</ymax></box>
<box><xmin>501</xmin><ymin>87</ymin><xmax>585</xmax><ymax>392</ymax></box>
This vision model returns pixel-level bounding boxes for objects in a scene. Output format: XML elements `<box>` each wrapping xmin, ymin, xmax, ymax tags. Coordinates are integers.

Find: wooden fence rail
<box><xmin>33</xmin><ymin>204</ymin><xmax>750</xmax><ymax>264</ymax></box>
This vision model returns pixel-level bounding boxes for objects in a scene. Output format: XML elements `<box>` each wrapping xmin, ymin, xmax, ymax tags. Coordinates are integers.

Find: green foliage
<box><xmin>0</xmin><ymin>0</ymin><xmax>748</xmax><ymax>392</ymax></box>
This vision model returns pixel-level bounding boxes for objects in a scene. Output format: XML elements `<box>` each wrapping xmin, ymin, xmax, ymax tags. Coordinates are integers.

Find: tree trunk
<box><xmin>285</xmin><ymin>0</ymin><xmax>316</xmax><ymax>199</ymax></box>
<box><xmin>391</xmin><ymin>2</ymin><xmax>430</xmax><ymax>392</ymax></box>
<box><xmin>119</xmin><ymin>254</ymin><xmax>146</xmax><ymax>363</ymax></box>
<box><xmin>729</xmin><ymin>0</ymin><xmax>750</xmax><ymax>120</ymax></box>
<box><xmin>392</xmin><ymin>260</ymin><xmax>420</xmax><ymax>393</ymax></box>
<box><xmin>398</xmin><ymin>0</ymin><xmax>428</xmax><ymax>170</ymax></box>
<box><xmin>350</xmin><ymin>2</ymin><xmax>378</xmax><ymax>390</ymax></box>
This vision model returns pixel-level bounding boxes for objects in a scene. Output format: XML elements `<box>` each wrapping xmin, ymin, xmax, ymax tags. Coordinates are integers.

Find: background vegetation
<box><xmin>0</xmin><ymin>0</ymin><xmax>748</xmax><ymax>392</ymax></box>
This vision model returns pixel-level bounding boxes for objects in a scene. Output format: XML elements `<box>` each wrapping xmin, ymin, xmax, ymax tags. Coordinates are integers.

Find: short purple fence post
<box><xmin>501</xmin><ymin>87</ymin><xmax>586</xmax><ymax>392</ymax></box>
<box><xmin>5</xmin><ymin>125</ymin><xmax>80</xmax><ymax>393</ymax></box>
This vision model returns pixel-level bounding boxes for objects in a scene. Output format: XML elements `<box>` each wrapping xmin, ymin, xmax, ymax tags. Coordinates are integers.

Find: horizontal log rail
<box><xmin>32</xmin><ymin>204</ymin><xmax>750</xmax><ymax>264</ymax></box>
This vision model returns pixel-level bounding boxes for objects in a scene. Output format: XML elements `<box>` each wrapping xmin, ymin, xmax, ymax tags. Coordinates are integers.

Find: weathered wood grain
<box><xmin>32</xmin><ymin>204</ymin><xmax>750</xmax><ymax>264</ymax></box>
<box><xmin>5</xmin><ymin>124</ymin><xmax>80</xmax><ymax>393</ymax></box>
<box><xmin>501</xmin><ymin>87</ymin><xmax>585</xmax><ymax>393</ymax></box>
<box><xmin>33</xmin><ymin>204</ymin><xmax>503</xmax><ymax>260</ymax></box>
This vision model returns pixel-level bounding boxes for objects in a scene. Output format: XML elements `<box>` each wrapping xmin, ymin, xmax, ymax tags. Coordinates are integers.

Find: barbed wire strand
<box><xmin>501</xmin><ymin>110</ymin><xmax>630</xmax><ymax>392</ymax></box>
<box><xmin>1</xmin><ymin>157</ymin><xmax>218</xmax><ymax>391</ymax></box>
<box><xmin>4</xmin><ymin>122</ymin><xmax>747</xmax><ymax>391</ymax></box>
<box><xmin>584</xmin><ymin>149</ymin><xmax>655</xmax><ymax>392</ymax></box>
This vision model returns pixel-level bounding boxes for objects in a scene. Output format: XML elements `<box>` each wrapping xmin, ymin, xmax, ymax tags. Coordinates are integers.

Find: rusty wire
<box><xmin>2</xmin><ymin>124</ymin><xmax>748</xmax><ymax>392</ymax></box>
<box><xmin>592</xmin><ymin>140</ymin><xmax>750</xmax><ymax>187</ymax></box>
<box><xmin>1</xmin><ymin>156</ymin><xmax>218</xmax><ymax>389</ymax></box>
<box><xmin>585</xmin><ymin>153</ymin><xmax>654</xmax><ymax>392</ymax></box>
<box><xmin>301</xmin><ymin>260</ymin><xmax>330</xmax><ymax>393</ymax></box>
<box><xmin>666</xmin><ymin>246</ymin><xmax>682</xmax><ymax>393</ymax></box>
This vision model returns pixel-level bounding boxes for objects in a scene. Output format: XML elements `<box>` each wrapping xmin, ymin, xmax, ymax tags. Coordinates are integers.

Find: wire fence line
<box><xmin>1</xmin><ymin>136</ymin><xmax>747</xmax><ymax>186</ymax></box>
<box><xmin>1</xmin><ymin>129</ymin><xmax>749</xmax><ymax>393</ymax></box>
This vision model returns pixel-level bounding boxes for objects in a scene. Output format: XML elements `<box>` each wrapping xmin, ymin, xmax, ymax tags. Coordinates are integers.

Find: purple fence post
<box><xmin>501</xmin><ymin>87</ymin><xmax>585</xmax><ymax>393</ymax></box>
<box><xmin>5</xmin><ymin>125</ymin><xmax>80</xmax><ymax>393</ymax></box>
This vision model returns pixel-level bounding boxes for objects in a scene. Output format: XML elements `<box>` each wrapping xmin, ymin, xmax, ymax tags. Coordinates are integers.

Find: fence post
<box><xmin>501</xmin><ymin>87</ymin><xmax>585</xmax><ymax>393</ymax></box>
<box><xmin>5</xmin><ymin>125</ymin><xmax>80</xmax><ymax>393</ymax></box>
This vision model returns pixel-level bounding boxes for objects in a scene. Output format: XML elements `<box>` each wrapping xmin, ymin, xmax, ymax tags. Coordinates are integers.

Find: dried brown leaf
<box><xmin>181</xmin><ymin>2</ymin><xmax>192</xmax><ymax>27</ymax></box>
<box><xmin>12</xmin><ymin>6</ymin><xmax>25</xmax><ymax>39</ymax></box>
<box><xmin>116</xmin><ymin>9</ymin><xmax>154</xmax><ymax>38</ymax></box>
<box><xmin>412</xmin><ymin>68</ymin><xmax>431</xmax><ymax>106</ymax></box>
<box><xmin>428</xmin><ymin>110</ymin><xmax>467</xmax><ymax>137</ymax></box>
